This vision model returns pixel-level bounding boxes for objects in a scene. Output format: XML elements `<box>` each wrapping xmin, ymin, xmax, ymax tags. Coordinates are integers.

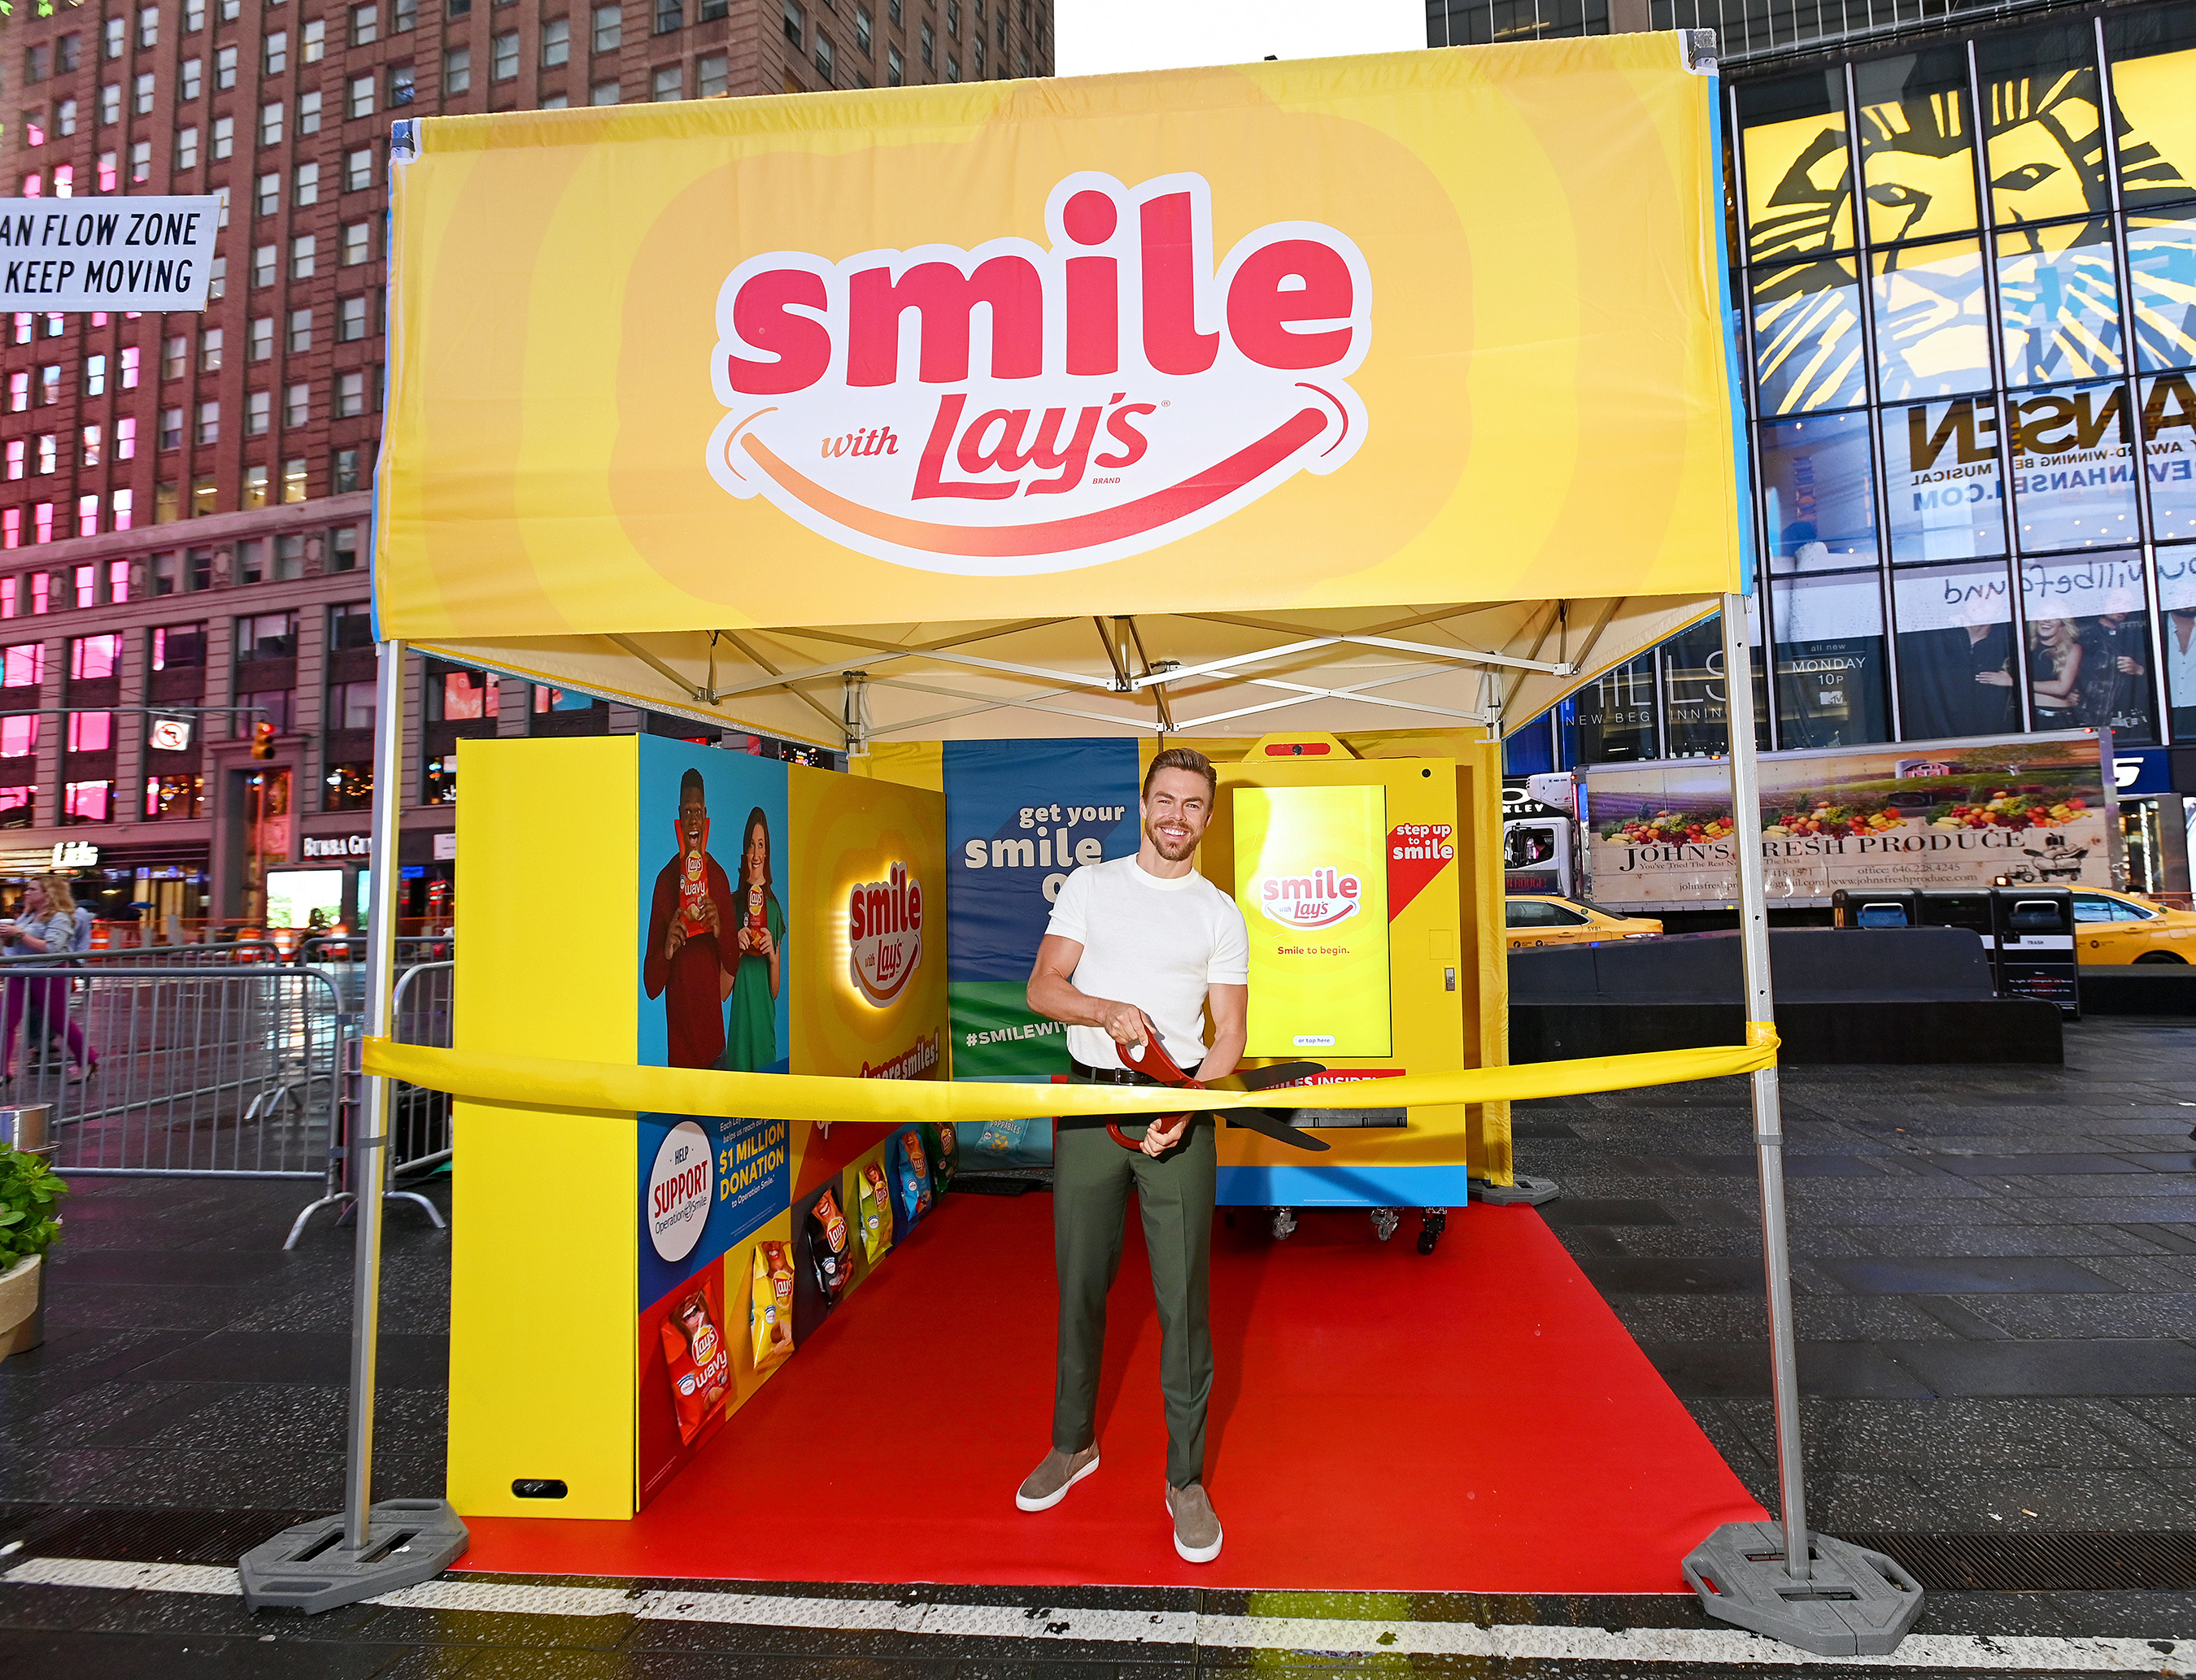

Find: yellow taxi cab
<box><xmin>1504</xmin><ymin>894</ymin><xmax>1664</xmax><ymax>950</ymax></box>
<box><xmin>2070</xmin><ymin>887</ymin><xmax>2196</xmax><ymax>964</ymax></box>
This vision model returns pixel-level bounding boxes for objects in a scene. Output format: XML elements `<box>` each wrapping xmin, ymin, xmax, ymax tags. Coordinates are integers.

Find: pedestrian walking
<box><xmin>0</xmin><ymin>874</ymin><xmax>98</xmax><ymax>1084</ymax></box>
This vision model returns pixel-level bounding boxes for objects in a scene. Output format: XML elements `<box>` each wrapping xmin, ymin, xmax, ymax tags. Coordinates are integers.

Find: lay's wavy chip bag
<box><xmin>749</xmin><ymin>1241</ymin><xmax>796</xmax><ymax>1372</ymax></box>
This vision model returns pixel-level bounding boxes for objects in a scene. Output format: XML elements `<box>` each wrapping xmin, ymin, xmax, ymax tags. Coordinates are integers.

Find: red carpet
<box><xmin>456</xmin><ymin>1195</ymin><xmax>1762</xmax><ymax>1592</ymax></box>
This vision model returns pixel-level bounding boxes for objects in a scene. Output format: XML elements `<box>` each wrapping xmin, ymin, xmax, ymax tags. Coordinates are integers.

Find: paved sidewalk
<box><xmin>2</xmin><ymin>1018</ymin><xmax>2194</xmax><ymax>1674</ymax></box>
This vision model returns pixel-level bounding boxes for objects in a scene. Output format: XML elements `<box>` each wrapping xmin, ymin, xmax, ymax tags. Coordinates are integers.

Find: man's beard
<box><xmin>1145</xmin><ymin>817</ymin><xmax>1198</xmax><ymax>861</ymax></box>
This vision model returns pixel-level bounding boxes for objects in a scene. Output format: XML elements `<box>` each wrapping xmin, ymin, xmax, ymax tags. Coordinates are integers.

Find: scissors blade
<box><xmin>1220</xmin><ymin>1108</ymin><xmax>1332</xmax><ymax>1153</ymax></box>
<box><xmin>1209</xmin><ymin>1061</ymin><xmax>1327</xmax><ymax>1094</ymax></box>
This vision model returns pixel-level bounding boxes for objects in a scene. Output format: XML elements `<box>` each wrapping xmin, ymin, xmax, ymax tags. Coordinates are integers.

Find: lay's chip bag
<box><xmin>893</xmin><ymin>1128</ymin><xmax>933</xmax><ymax>1230</ymax></box>
<box><xmin>660</xmin><ymin>1284</ymin><xmax>730</xmax><ymax>1446</ymax></box>
<box><xmin>860</xmin><ymin>1160</ymin><xmax>893</xmax><ymax>1263</ymax></box>
<box><xmin>749</xmin><ymin>1241</ymin><xmax>796</xmax><ymax>1372</ymax></box>
<box><xmin>805</xmin><ymin>1186</ymin><xmax>852</xmax><ymax>1314</ymax></box>
<box><xmin>920</xmin><ymin>1121</ymin><xmax>956</xmax><ymax>1198</ymax></box>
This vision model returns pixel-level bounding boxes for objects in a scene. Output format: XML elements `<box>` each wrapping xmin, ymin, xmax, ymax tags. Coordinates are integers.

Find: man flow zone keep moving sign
<box><xmin>1234</xmin><ymin>784</ymin><xmax>1391</xmax><ymax>1059</ymax></box>
<box><xmin>0</xmin><ymin>197</ymin><xmax>221</xmax><ymax>311</ymax></box>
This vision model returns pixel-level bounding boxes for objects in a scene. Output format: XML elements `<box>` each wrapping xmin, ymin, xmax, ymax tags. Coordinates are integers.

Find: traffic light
<box><xmin>251</xmin><ymin>720</ymin><xmax>276</xmax><ymax>760</ymax></box>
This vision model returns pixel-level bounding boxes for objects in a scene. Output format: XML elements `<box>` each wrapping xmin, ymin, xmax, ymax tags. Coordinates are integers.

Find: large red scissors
<box><xmin>1105</xmin><ymin>1035</ymin><xmax>1331</xmax><ymax>1153</ymax></box>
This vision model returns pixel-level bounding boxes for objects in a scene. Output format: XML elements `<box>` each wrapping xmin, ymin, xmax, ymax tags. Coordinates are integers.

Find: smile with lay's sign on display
<box><xmin>1234</xmin><ymin>784</ymin><xmax>1392</xmax><ymax>1059</ymax></box>
<box><xmin>376</xmin><ymin>37</ymin><xmax>1740</xmax><ymax>638</ymax></box>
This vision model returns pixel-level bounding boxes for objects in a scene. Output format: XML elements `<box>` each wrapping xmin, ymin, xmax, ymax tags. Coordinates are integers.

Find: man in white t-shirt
<box><xmin>1014</xmin><ymin>746</ymin><xmax>1248</xmax><ymax>1565</ymax></box>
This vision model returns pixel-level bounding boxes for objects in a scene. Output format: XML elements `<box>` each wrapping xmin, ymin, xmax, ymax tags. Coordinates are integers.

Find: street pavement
<box><xmin>2</xmin><ymin>1017</ymin><xmax>2194</xmax><ymax>1674</ymax></box>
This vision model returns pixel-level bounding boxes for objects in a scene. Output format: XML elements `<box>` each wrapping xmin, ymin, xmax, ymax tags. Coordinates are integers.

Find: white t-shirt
<box><xmin>1044</xmin><ymin>855</ymin><xmax>1249</xmax><ymax>1073</ymax></box>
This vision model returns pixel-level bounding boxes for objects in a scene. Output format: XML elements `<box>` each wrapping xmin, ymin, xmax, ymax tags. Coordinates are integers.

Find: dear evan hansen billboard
<box><xmin>943</xmin><ymin>739</ymin><xmax>1139</xmax><ymax>1079</ymax></box>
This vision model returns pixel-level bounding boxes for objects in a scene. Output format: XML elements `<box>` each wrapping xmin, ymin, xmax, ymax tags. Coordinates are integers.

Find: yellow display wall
<box><xmin>447</xmin><ymin>735</ymin><xmax>947</xmax><ymax>1521</ymax></box>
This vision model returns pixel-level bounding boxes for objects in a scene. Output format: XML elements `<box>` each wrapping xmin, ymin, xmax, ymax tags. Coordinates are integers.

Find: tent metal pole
<box><xmin>345</xmin><ymin>635</ymin><xmax>409</xmax><ymax>1550</ymax></box>
<box><xmin>1716</xmin><ymin>595</ymin><xmax>1809</xmax><ymax>1579</ymax></box>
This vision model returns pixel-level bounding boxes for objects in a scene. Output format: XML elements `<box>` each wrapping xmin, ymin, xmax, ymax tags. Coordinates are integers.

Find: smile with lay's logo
<box><xmin>706</xmin><ymin>171</ymin><xmax>1372</xmax><ymax>577</ymax></box>
<box><xmin>847</xmin><ymin>861</ymin><xmax>924</xmax><ymax>1006</ymax></box>
<box><xmin>1256</xmin><ymin>866</ymin><xmax>1363</xmax><ymax>930</ymax></box>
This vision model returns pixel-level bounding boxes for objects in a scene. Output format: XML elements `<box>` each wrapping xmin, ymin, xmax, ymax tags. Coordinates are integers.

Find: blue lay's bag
<box><xmin>960</xmin><ymin>1118</ymin><xmax>1053</xmax><ymax>1172</ymax></box>
<box><xmin>893</xmin><ymin>1128</ymin><xmax>933</xmax><ymax>1229</ymax></box>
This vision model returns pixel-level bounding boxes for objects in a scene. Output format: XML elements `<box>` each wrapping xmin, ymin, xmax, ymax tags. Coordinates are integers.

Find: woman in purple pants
<box><xmin>0</xmin><ymin>874</ymin><xmax>96</xmax><ymax>1083</ymax></box>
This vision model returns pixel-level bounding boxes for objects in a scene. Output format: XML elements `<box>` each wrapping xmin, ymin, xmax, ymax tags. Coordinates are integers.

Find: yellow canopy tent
<box><xmin>239</xmin><ymin>33</ymin><xmax>1921</xmax><ymax>1653</ymax></box>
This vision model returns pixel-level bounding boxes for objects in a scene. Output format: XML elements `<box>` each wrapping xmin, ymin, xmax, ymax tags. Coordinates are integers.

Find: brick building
<box><xmin>0</xmin><ymin>0</ymin><xmax>1052</xmax><ymax>929</ymax></box>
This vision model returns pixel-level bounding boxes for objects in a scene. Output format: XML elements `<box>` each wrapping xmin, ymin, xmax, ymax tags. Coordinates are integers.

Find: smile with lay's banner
<box><xmin>375</xmin><ymin>37</ymin><xmax>1738</xmax><ymax>637</ymax></box>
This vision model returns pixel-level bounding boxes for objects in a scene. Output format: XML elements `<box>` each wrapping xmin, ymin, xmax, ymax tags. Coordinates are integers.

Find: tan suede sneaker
<box><xmin>1166</xmin><ymin>1482</ymin><xmax>1223</xmax><ymax>1563</ymax></box>
<box><xmin>1015</xmin><ymin>1444</ymin><xmax>1100</xmax><ymax>1512</ymax></box>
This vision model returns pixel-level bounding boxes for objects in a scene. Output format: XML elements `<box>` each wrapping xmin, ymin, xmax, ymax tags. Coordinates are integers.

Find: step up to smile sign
<box><xmin>376</xmin><ymin>36</ymin><xmax>1740</xmax><ymax>638</ymax></box>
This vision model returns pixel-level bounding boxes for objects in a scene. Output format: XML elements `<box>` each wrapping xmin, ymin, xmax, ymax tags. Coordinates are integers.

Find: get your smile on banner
<box><xmin>364</xmin><ymin>1035</ymin><xmax>1779</xmax><ymax>1135</ymax></box>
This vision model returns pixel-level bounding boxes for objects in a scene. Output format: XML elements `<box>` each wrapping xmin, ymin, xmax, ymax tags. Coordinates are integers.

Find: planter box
<box><xmin>0</xmin><ymin>1252</ymin><xmax>41</xmax><ymax>1362</ymax></box>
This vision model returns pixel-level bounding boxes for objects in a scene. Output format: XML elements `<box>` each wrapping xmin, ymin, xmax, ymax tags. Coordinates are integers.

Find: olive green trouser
<box><xmin>1052</xmin><ymin>1113</ymin><xmax>1215</xmax><ymax>1490</ymax></box>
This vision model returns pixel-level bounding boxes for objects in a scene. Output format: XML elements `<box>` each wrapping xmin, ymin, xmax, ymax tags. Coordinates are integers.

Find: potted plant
<box><xmin>0</xmin><ymin>1142</ymin><xmax>65</xmax><ymax>1361</ymax></box>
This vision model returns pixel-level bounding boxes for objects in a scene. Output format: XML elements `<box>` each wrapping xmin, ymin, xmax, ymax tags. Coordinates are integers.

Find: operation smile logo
<box><xmin>705</xmin><ymin>172</ymin><xmax>1372</xmax><ymax>576</ymax></box>
<box><xmin>1256</xmin><ymin>865</ymin><xmax>1363</xmax><ymax>930</ymax></box>
<box><xmin>847</xmin><ymin>861</ymin><xmax>923</xmax><ymax>1006</ymax></box>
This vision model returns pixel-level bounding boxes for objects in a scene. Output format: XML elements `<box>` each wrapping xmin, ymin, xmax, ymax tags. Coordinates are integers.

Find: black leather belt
<box><xmin>1070</xmin><ymin>1057</ymin><xmax>1162</xmax><ymax>1086</ymax></box>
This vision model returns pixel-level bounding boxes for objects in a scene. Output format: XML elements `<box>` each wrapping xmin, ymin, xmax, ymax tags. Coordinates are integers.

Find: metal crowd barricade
<box><xmin>0</xmin><ymin>953</ymin><xmax>346</xmax><ymax>1178</ymax></box>
<box><xmin>283</xmin><ymin>954</ymin><xmax>454</xmax><ymax>1247</ymax></box>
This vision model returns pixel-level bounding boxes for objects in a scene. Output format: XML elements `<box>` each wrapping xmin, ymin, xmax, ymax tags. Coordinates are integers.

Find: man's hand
<box><xmin>664</xmin><ymin>920</ymin><xmax>687</xmax><ymax>961</ymax></box>
<box><xmin>1093</xmin><ymin>999</ymin><xmax>1159</xmax><ymax>1051</ymax></box>
<box><xmin>700</xmin><ymin>895</ymin><xmax>722</xmax><ymax>935</ymax></box>
<box><xmin>1140</xmin><ymin>1113</ymin><xmax>1191</xmax><ymax>1156</ymax></box>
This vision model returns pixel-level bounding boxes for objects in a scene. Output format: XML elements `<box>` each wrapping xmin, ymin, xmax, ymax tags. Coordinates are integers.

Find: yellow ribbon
<box><xmin>364</xmin><ymin>1034</ymin><xmax>1780</xmax><ymax>1129</ymax></box>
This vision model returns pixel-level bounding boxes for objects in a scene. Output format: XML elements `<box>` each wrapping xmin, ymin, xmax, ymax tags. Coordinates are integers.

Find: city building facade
<box><xmin>0</xmin><ymin>0</ymin><xmax>1051</xmax><ymax>929</ymax></box>
<box><xmin>1447</xmin><ymin>0</ymin><xmax>2196</xmax><ymax>898</ymax></box>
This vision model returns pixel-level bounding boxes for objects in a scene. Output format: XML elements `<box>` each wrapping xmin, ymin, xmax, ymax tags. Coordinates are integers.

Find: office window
<box><xmin>656</xmin><ymin>0</ymin><xmax>681</xmax><ymax>31</ymax></box>
<box><xmin>81</xmin><ymin>424</ymin><xmax>102</xmax><ymax>467</ymax></box>
<box><xmin>30</xmin><ymin>567</ymin><xmax>50</xmax><ymax>608</ymax></box>
<box><xmin>945</xmin><ymin>0</ymin><xmax>957</xmax><ymax>34</ymax></box>
<box><xmin>50</xmin><ymin>164</ymin><xmax>74</xmax><ymax>199</ymax></box>
<box><xmin>946</xmin><ymin>54</ymin><xmax>958</xmax><ymax>80</ymax></box>
<box><xmin>390</xmin><ymin>63</ymin><xmax>415</xmax><ymax>105</ymax></box>
<box><xmin>291</xmin><ymin>235</ymin><xmax>316</xmax><ymax>278</ymax></box>
<box><xmin>116</xmin><ymin>417</ymin><xmax>136</xmax><ymax>460</ymax></box>
<box><xmin>338</xmin><ymin>294</ymin><xmax>368</xmax><ymax>340</ymax></box>
<box><xmin>342</xmin><ymin>222</ymin><xmax>370</xmax><ymax>266</ymax></box>
<box><xmin>213</xmin><ymin>115</ymin><xmax>233</xmax><ymax>158</ymax></box>
<box><xmin>133</xmin><ymin>72</ymin><xmax>155</xmax><ymax>115</ymax></box>
<box><xmin>337</xmin><ymin>370</ymin><xmax>368</xmax><ymax>416</ymax></box>
<box><xmin>65</xmin><ymin>707</ymin><xmax>112</xmax><ymax>751</ymax></box>
<box><xmin>591</xmin><ymin>79</ymin><xmax>620</xmax><ymax>103</ymax></box>
<box><xmin>101</xmin><ymin>85</ymin><xmax>122</xmax><ymax>126</ymax></box>
<box><xmin>651</xmin><ymin>63</ymin><xmax>681</xmax><ymax>100</ymax></box>
<box><xmin>237</xmin><ymin>611</ymin><xmax>297</xmax><ymax>659</ymax></box>
<box><xmin>120</xmin><ymin>346</ymin><xmax>140</xmax><ymax>390</ymax></box>
<box><xmin>72</xmin><ymin>498</ymin><xmax>96</xmax><ymax>540</ymax></box>
<box><xmin>137</xmin><ymin>7</ymin><xmax>159</xmax><ymax>46</ymax></box>
<box><xmin>332</xmin><ymin>448</ymin><xmax>364</xmax><ymax>494</ymax></box>
<box><xmin>301</xmin><ymin>90</ymin><xmax>323</xmax><ymax>133</ymax></box>
<box><xmin>266</xmin><ymin>31</ymin><xmax>289</xmax><ymax>74</ymax></box>
<box><xmin>305</xmin><ymin>18</ymin><xmax>326</xmax><ymax>59</ymax></box>
<box><xmin>96</xmin><ymin>150</ymin><xmax>118</xmax><ymax>192</ymax></box>
<box><xmin>493</xmin><ymin>31</ymin><xmax>518</xmax><ymax>78</ymax></box>
<box><xmin>2</xmin><ymin>642</ymin><xmax>42</xmax><ymax>685</ymax></box>
<box><xmin>972</xmin><ymin>34</ymin><xmax>983</xmax><ymax>73</ymax></box>
<box><xmin>37</xmin><ymin>365</ymin><xmax>59</xmax><ymax>405</ymax></box>
<box><xmin>348</xmin><ymin>74</ymin><xmax>375</xmax><ymax>118</ymax></box>
<box><xmin>5</xmin><ymin>371</ymin><xmax>21</xmax><ymax>410</ymax></box>
<box><xmin>176</xmin><ymin>126</ymin><xmax>202</xmax><ymax>169</ymax></box>
<box><xmin>815</xmin><ymin>32</ymin><xmax>832</xmax><ymax>81</ymax></box>
<box><xmin>282</xmin><ymin>459</ymin><xmax>307</xmax><ymax>503</ymax></box>
<box><xmin>444</xmin><ymin>46</ymin><xmax>471</xmax><ymax>93</ymax></box>
<box><xmin>286</xmin><ymin>308</ymin><xmax>313</xmax><ymax>352</ymax></box>
<box><xmin>593</xmin><ymin>2</ymin><xmax>621</xmax><ymax>50</ymax></box>
<box><xmin>130</xmin><ymin>140</ymin><xmax>151</xmax><ymax>182</ymax></box>
<box><xmin>246</xmin><ymin>390</ymin><xmax>271</xmax><ymax>435</ymax></box>
<box><xmin>36</xmin><ymin>434</ymin><xmax>56</xmax><ymax>473</ymax></box>
<box><xmin>856</xmin><ymin>5</ymin><xmax>871</xmax><ymax>53</ymax></box>
<box><xmin>395</xmin><ymin>0</ymin><xmax>418</xmax><ymax>30</ymax></box>
<box><xmin>293</xmin><ymin>162</ymin><xmax>319</xmax><ymax>207</ymax></box>
<box><xmin>329</xmin><ymin>524</ymin><xmax>360</xmax><ymax>570</ymax></box>
<box><xmin>184</xmin><ymin>0</ymin><xmax>206</xmax><ymax>25</ymax></box>
<box><xmin>163</xmin><ymin>334</ymin><xmax>188</xmax><ymax>380</ymax></box>
<box><xmin>697</xmin><ymin>52</ymin><xmax>726</xmax><ymax>96</ymax></box>
<box><xmin>83</xmin><ymin>354</ymin><xmax>107</xmax><ymax>397</ymax></box>
<box><xmin>541</xmin><ymin>91</ymin><xmax>569</xmax><ymax>107</ymax></box>
<box><xmin>216</xmin><ymin>43</ymin><xmax>238</xmax><ymax>88</ymax></box>
<box><xmin>104</xmin><ymin>16</ymin><xmax>125</xmax><ymax>56</ymax></box>
<box><xmin>255</xmin><ymin>171</ymin><xmax>279</xmax><ymax>216</ymax></box>
<box><xmin>252</xmin><ymin>243</ymin><xmax>277</xmax><ymax>286</ymax></box>
<box><xmin>285</xmin><ymin>383</ymin><xmax>309</xmax><ymax>425</ymax></box>
<box><xmin>160</xmin><ymin>407</ymin><xmax>184</xmax><ymax>451</ymax></box>
<box><xmin>920</xmin><ymin>21</ymin><xmax>932</xmax><ymax>65</ymax></box>
<box><xmin>353</xmin><ymin>2</ymin><xmax>380</xmax><ymax>45</ymax></box>
<box><xmin>3</xmin><ymin>440</ymin><xmax>20</xmax><ymax>477</ymax></box>
<box><xmin>782</xmin><ymin>0</ymin><xmax>802</xmax><ymax>44</ymax></box>
<box><xmin>344</xmin><ymin>147</ymin><xmax>373</xmax><ymax>192</ymax></box>
<box><xmin>182</xmin><ymin>56</ymin><xmax>204</xmax><ymax>100</ymax></box>
<box><xmin>243</xmin><ymin>465</ymin><xmax>269</xmax><ymax>509</ymax></box>
<box><xmin>195</xmin><ymin>401</ymin><xmax>220</xmax><ymax>445</ymax></box>
<box><xmin>542</xmin><ymin>17</ymin><xmax>569</xmax><ymax>65</ymax></box>
<box><xmin>200</xmin><ymin>329</ymin><xmax>223</xmax><ymax>372</ymax></box>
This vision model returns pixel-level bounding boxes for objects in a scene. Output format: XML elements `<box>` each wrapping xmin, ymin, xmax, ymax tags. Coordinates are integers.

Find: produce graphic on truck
<box><xmin>1503</xmin><ymin>732</ymin><xmax>2119</xmax><ymax>911</ymax></box>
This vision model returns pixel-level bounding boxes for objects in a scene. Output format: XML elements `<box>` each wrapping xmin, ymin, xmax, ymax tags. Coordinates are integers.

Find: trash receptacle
<box><xmin>1993</xmin><ymin>888</ymin><xmax>2080</xmax><ymax>1018</ymax></box>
